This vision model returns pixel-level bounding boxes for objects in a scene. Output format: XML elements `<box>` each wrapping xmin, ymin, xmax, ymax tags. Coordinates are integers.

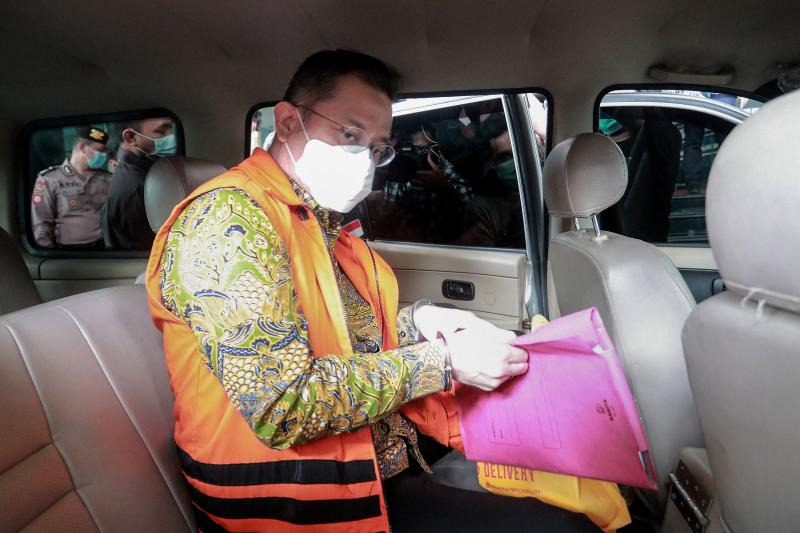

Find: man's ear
<box><xmin>121</xmin><ymin>128</ymin><xmax>136</xmax><ymax>144</ymax></box>
<box><xmin>273</xmin><ymin>101</ymin><xmax>299</xmax><ymax>143</ymax></box>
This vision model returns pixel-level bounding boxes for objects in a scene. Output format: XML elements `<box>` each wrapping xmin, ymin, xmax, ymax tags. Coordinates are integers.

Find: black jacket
<box><xmin>101</xmin><ymin>148</ymin><xmax>155</xmax><ymax>250</ymax></box>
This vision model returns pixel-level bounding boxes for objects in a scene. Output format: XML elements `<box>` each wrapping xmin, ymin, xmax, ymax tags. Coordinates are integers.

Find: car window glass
<box><xmin>249</xmin><ymin>106</ymin><xmax>276</xmax><ymax>154</ymax></box>
<box><xmin>525</xmin><ymin>92</ymin><xmax>549</xmax><ymax>167</ymax></box>
<box><xmin>596</xmin><ymin>89</ymin><xmax>764</xmax><ymax>245</ymax></box>
<box><xmin>26</xmin><ymin>115</ymin><xmax>182</xmax><ymax>253</ymax></box>
<box><xmin>367</xmin><ymin>95</ymin><xmax>524</xmax><ymax>248</ymax></box>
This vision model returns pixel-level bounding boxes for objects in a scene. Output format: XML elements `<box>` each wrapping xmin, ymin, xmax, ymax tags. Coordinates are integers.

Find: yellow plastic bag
<box><xmin>476</xmin><ymin>462</ymin><xmax>631</xmax><ymax>531</ymax></box>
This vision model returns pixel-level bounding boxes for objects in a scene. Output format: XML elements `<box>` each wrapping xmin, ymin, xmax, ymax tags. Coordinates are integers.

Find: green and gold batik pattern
<box><xmin>159</xmin><ymin>186</ymin><xmax>446</xmax><ymax>476</ymax></box>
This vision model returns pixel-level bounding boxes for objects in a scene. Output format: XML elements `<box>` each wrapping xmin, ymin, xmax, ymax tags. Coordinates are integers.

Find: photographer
<box><xmin>380</xmin><ymin>123</ymin><xmax>471</xmax><ymax>243</ymax></box>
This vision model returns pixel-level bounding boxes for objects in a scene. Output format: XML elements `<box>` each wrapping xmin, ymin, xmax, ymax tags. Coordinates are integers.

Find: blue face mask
<box><xmin>84</xmin><ymin>147</ymin><xmax>108</xmax><ymax>170</ymax></box>
<box><xmin>152</xmin><ymin>134</ymin><xmax>177</xmax><ymax>157</ymax></box>
<box><xmin>134</xmin><ymin>130</ymin><xmax>177</xmax><ymax>158</ymax></box>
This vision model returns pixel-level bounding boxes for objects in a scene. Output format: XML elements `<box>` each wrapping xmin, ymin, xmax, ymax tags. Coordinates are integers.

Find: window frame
<box><xmin>245</xmin><ymin>88</ymin><xmax>553</xmax><ymax>162</ymax></box>
<box><xmin>18</xmin><ymin>107</ymin><xmax>186</xmax><ymax>259</ymax></box>
<box><xmin>592</xmin><ymin>83</ymin><xmax>767</xmax><ymax>249</ymax></box>
<box><xmin>244</xmin><ymin>100</ymin><xmax>279</xmax><ymax>158</ymax></box>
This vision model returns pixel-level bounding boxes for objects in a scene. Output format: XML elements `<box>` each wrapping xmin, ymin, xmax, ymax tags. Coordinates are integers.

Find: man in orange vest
<box><xmin>146</xmin><ymin>50</ymin><xmax>596</xmax><ymax>532</ymax></box>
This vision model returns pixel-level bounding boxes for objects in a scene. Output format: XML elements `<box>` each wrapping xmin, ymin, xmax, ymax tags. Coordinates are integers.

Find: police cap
<box><xmin>76</xmin><ymin>126</ymin><xmax>109</xmax><ymax>146</ymax></box>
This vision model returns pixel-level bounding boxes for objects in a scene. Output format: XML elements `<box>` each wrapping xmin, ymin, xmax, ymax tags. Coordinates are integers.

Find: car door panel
<box><xmin>678</xmin><ymin>268</ymin><xmax>725</xmax><ymax>303</ymax></box>
<box><xmin>659</xmin><ymin>246</ymin><xmax>721</xmax><ymax>303</ymax></box>
<box><xmin>370</xmin><ymin>241</ymin><xmax>527</xmax><ymax>330</ymax></box>
<box><xmin>659</xmin><ymin>246</ymin><xmax>717</xmax><ymax>271</ymax></box>
<box><xmin>26</xmin><ymin>255</ymin><xmax>146</xmax><ymax>302</ymax></box>
<box><xmin>35</xmin><ymin>278</ymin><xmax>137</xmax><ymax>302</ymax></box>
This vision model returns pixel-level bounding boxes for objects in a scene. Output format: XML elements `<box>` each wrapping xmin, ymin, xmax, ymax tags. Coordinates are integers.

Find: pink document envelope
<box><xmin>456</xmin><ymin>307</ymin><xmax>658</xmax><ymax>490</ymax></box>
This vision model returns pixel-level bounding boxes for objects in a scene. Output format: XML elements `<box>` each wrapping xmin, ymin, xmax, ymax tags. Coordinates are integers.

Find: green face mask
<box><xmin>599</xmin><ymin>118</ymin><xmax>624</xmax><ymax>136</ymax></box>
<box><xmin>495</xmin><ymin>158</ymin><xmax>517</xmax><ymax>183</ymax></box>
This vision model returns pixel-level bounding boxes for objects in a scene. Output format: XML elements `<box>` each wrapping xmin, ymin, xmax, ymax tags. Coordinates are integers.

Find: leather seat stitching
<box><xmin>3</xmin><ymin>322</ymin><xmax>101</xmax><ymax>529</ymax></box>
<box><xmin>0</xmin><ymin>441</ymin><xmax>49</xmax><ymax>477</ymax></box>
<box><xmin>16</xmin><ymin>488</ymin><xmax>84</xmax><ymax>531</ymax></box>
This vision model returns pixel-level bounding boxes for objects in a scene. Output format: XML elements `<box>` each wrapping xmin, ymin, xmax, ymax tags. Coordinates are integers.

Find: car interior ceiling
<box><xmin>1</xmin><ymin>1</ymin><xmax>797</xmax><ymax>175</ymax></box>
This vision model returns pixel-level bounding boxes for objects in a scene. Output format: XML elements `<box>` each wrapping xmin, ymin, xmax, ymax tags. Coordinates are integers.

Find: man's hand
<box><xmin>445</xmin><ymin>329</ymin><xmax>528</xmax><ymax>391</ymax></box>
<box><xmin>414</xmin><ymin>305</ymin><xmax>513</xmax><ymax>343</ymax></box>
<box><xmin>411</xmin><ymin>154</ymin><xmax>450</xmax><ymax>192</ymax></box>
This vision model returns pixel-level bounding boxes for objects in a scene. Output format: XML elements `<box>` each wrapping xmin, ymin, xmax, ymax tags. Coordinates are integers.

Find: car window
<box><xmin>250</xmin><ymin>93</ymin><xmax>548</xmax><ymax>250</ymax></box>
<box><xmin>370</xmin><ymin>95</ymin><xmax>527</xmax><ymax>249</ymax></box>
<box><xmin>248</xmin><ymin>105</ymin><xmax>276</xmax><ymax>155</ymax></box>
<box><xmin>596</xmin><ymin>88</ymin><xmax>764</xmax><ymax>245</ymax></box>
<box><xmin>24</xmin><ymin>113</ymin><xmax>183</xmax><ymax>254</ymax></box>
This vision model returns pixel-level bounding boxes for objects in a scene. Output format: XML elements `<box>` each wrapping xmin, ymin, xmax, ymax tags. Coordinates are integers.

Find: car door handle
<box><xmin>712</xmin><ymin>278</ymin><xmax>726</xmax><ymax>295</ymax></box>
<box><xmin>442</xmin><ymin>279</ymin><xmax>475</xmax><ymax>301</ymax></box>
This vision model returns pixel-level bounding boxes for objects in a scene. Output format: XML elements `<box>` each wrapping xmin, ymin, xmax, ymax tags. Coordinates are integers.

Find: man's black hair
<box><xmin>283</xmin><ymin>49</ymin><xmax>402</xmax><ymax>106</ymax></box>
<box><xmin>123</xmin><ymin>119</ymin><xmax>145</xmax><ymax>133</ymax></box>
<box><xmin>481</xmin><ymin>113</ymin><xmax>509</xmax><ymax>140</ymax></box>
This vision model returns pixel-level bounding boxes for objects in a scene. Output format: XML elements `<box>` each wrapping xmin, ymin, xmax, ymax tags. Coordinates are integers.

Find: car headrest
<box><xmin>143</xmin><ymin>157</ymin><xmax>226</xmax><ymax>232</ymax></box>
<box><xmin>707</xmin><ymin>89</ymin><xmax>800</xmax><ymax>313</ymax></box>
<box><xmin>543</xmin><ymin>133</ymin><xmax>628</xmax><ymax>219</ymax></box>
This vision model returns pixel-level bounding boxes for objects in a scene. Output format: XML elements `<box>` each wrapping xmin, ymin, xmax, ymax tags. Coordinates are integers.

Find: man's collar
<box><xmin>241</xmin><ymin>148</ymin><xmax>343</xmax><ymax>230</ymax></box>
<box><xmin>63</xmin><ymin>159</ymin><xmax>95</xmax><ymax>178</ymax></box>
<box><xmin>61</xmin><ymin>159</ymin><xmax>77</xmax><ymax>176</ymax></box>
<box><xmin>288</xmin><ymin>176</ymin><xmax>343</xmax><ymax>231</ymax></box>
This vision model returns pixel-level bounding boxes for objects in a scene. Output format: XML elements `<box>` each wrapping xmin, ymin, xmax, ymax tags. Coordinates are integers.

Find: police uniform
<box><xmin>31</xmin><ymin>127</ymin><xmax>112</xmax><ymax>248</ymax></box>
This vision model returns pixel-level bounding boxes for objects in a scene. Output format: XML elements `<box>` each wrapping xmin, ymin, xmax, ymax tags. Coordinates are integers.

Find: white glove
<box><xmin>444</xmin><ymin>329</ymin><xmax>528</xmax><ymax>391</ymax></box>
<box><xmin>413</xmin><ymin>304</ymin><xmax>514</xmax><ymax>344</ymax></box>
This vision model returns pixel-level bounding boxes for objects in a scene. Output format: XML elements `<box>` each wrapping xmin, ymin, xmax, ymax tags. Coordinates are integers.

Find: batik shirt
<box><xmin>159</xmin><ymin>182</ymin><xmax>448</xmax><ymax>479</ymax></box>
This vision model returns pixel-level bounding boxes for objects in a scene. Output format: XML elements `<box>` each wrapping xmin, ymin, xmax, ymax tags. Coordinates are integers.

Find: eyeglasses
<box><xmin>294</xmin><ymin>104</ymin><xmax>396</xmax><ymax>167</ymax></box>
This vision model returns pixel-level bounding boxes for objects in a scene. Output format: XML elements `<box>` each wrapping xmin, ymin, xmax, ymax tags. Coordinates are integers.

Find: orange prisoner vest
<box><xmin>145</xmin><ymin>149</ymin><xmax>461</xmax><ymax>532</ymax></box>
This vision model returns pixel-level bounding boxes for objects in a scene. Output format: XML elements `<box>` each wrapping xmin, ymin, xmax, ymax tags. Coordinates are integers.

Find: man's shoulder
<box><xmin>36</xmin><ymin>165</ymin><xmax>64</xmax><ymax>179</ymax></box>
<box><xmin>176</xmin><ymin>187</ymin><xmax>282</xmax><ymax>242</ymax></box>
<box><xmin>108</xmin><ymin>163</ymin><xmax>145</xmax><ymax>195</ymax></box>
<box><xmin>111</xmin><ymin>152</ymin><xmax>152</xmax><ymax>182</ymax></box>
<box><xmin>189</xmin><ymin>187</ymin><xmax>261</xmax><ymax>212</ymax></box>
<box><xmin>87</xmin><ymin>169</ymin><xmax>112</xmax><ymax>183</ymax></box>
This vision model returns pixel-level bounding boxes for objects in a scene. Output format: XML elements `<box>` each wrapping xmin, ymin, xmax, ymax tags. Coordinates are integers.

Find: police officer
<box><xmin>31</xmin><ymin>126</ymin><xmax>111</xmax><ymax>248</ymax></box>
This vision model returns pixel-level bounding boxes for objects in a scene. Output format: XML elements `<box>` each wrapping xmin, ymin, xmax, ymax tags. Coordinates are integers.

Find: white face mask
<box><xmin>284</xmin><ymin>111</ymin><xmax>375</xmax><ymax>213</ymax></box>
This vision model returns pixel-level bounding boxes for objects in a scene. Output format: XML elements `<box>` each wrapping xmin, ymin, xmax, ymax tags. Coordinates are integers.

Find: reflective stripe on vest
<box><xmin>187</xmin><ymin>484</ymin><xmax>381</xmax><ymax>525</ymax></box>
<box><xmin>178</xmin><ymin>448</ymin><xmax>378</xmax><ymax>486</ymax></box>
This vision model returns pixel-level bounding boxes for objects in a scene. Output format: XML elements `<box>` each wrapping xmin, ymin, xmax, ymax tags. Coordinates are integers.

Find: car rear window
<box><xmin>22</xmin><ymin>110</ymin><xmax>184</xmax><ymax>255</ymax></box>
<box><xmin>595</xmin><ymin>87</ymin><xmax>765</xmax><ymax>245</ymax></box>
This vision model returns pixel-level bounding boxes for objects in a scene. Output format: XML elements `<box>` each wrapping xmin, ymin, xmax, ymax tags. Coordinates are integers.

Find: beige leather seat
<box><xmin>1</xmin><ymin>158</ymin><xmax>228</xmax><ymax>531</ymax></box>
<box><xmin>0</xmin><ymin>285</ymin><xmax>194</xmax><ymax>532</ymax></box>
<box><xmin>143</xmin><ymin>156</ymin><xmax>227</xmax><ymax>233</ymax></box>
<box><xmin>682</xmin><ymin>89</ymin><xmax>800</xmax><ymax>532</ymax></box>
<box><xmin>0</xmin><ymin>226</ymin><xmax>41</xmax><ymax>313</ymax></box>
<box><xmin>544</xmin><ymin>133</ymin><xmax>703</xmax><ymax>505</ymax></box>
